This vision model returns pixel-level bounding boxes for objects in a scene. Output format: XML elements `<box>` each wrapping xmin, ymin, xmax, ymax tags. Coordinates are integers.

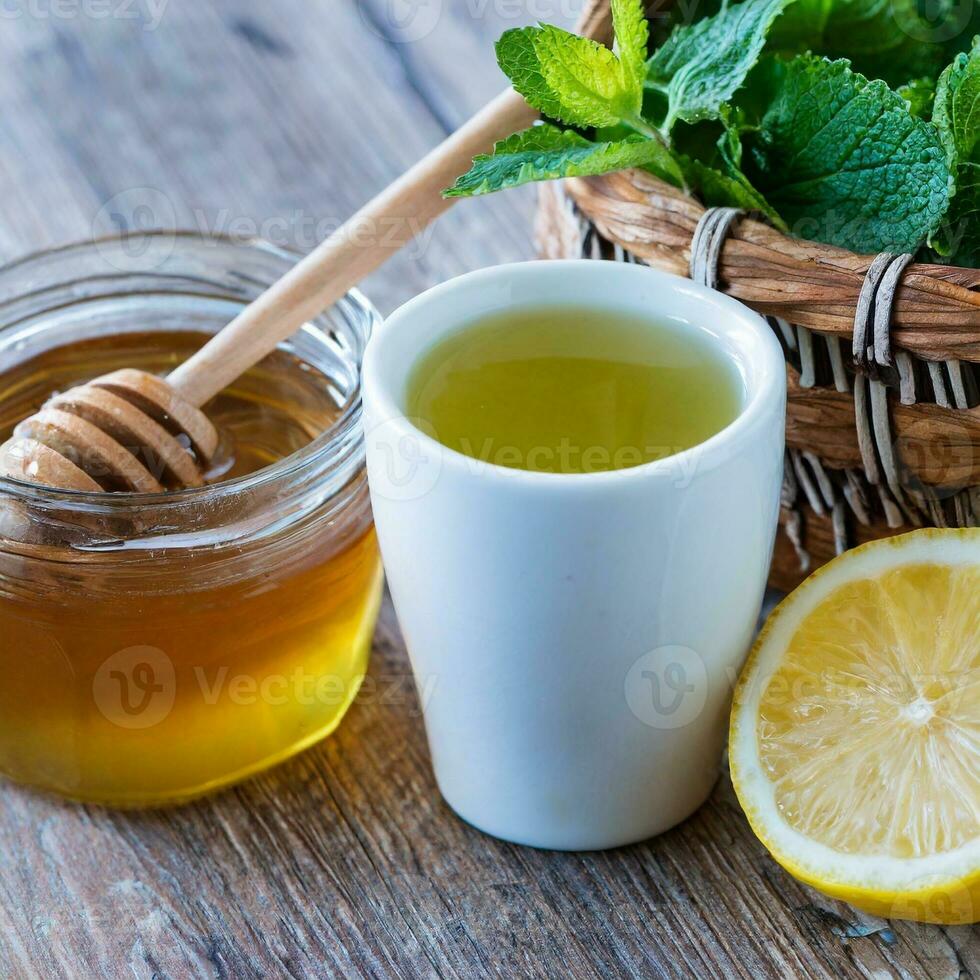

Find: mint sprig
<box><xmin>533</xmin><ymin>24</ymin><xmax>641</xmax><ymax>128</ymax></box>
<box><xmin>445</xmin><ymin>125</ymin><xmax>682</xmax><ymax>198</ymax></box>
<box><xmin>448</xmin><ymin>0</ymin><xmax>964</xmax><ymax>259</ymax></box>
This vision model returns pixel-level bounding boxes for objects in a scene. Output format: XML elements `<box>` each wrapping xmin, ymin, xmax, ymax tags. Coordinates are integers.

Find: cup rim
<box><xmin>362</xmin><ymin>259</ymin><xmax>785</xmax><ymax>487</ymax></box>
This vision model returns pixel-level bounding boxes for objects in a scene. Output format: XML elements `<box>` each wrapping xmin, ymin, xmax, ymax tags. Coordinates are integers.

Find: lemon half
<box><xmin>730</xmin><ymin>529</ymin><xmax>979</xmax><ymax>924</ymax></box>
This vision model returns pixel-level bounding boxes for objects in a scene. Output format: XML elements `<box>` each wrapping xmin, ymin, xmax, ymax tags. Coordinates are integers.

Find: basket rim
<box><xmin>551</xmin><ymin>169</ymin><xmax>980</xmax><ymax>365</ymax></box>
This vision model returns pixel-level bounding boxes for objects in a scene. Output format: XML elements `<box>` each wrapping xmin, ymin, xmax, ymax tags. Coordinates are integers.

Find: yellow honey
<box><xmin>0</xmin><ymin>331</ymin><xmax>382</xmax><ymax>805</ymax></box>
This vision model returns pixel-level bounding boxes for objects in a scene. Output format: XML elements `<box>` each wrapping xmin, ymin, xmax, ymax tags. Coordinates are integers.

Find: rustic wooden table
<box><xmin>0</xmin><ymin>2</ymin><xmax>976</xmax><ymax>977</ymax></box>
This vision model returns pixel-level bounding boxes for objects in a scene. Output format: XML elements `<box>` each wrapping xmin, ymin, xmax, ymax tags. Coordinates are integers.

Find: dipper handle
<box><xmin>166</xmin><ymin>89</ymin><xmax>537</xmax><ymax>407</ymax></box>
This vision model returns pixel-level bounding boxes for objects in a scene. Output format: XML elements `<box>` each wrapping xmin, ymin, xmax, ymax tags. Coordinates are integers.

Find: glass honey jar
<box><xmin>0</xmin><ymin>233</ymin><xmax>383</xmax><ymax>806</ymax></box>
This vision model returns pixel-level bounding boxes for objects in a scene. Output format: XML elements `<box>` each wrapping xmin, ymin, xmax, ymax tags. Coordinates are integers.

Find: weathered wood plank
<box><xmin>0</xmin><ymin>0</ymin><xmax>540</xmax><ymax>308</ymax></box>
<box><xmin>0</xmin><ymin>2</ymin><xmax>976</xmax><ymax>978</ymax></box>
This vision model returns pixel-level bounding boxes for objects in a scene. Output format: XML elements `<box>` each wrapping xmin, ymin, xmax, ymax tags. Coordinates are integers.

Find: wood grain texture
<box><xmin>0</xmin><ymin>2</ymin><xmax>977</xmax><ymax>979</ymax></box>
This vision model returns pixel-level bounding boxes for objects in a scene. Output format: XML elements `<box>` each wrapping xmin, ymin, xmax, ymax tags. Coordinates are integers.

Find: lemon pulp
<box><xmin>758</xmin><ymin>562</ymin><xmax>979</xmax><ymax>860</ymax></box>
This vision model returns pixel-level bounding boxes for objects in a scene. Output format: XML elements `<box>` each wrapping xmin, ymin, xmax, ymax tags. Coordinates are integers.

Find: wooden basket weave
<box><xmin>536</xmin><ymin>0</ymin><xmax>980</xmax><ymax>591</ymax></box>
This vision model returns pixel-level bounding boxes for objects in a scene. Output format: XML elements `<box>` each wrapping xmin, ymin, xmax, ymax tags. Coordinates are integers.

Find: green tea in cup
<box><xmin>406</xmin><ymin>304</ymin><xmax>744</xmax><ymax>474</ymax></box>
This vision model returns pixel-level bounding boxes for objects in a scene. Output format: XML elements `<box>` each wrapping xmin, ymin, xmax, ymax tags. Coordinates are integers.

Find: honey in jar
<box><xmin>0</xmin><ymin>236</ymin><xmax>383</xmax><ymax>805</ymax></box>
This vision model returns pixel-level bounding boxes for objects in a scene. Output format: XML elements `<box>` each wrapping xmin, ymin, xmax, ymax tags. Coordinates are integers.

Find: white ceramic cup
<box><xmin>362</xmin><ymin>260</ymin><xmax>786</xmax><ymax>850</ymax></box>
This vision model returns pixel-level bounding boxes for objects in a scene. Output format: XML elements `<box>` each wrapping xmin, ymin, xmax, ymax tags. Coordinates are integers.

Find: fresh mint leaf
<box><xmin>672</xmin><ymin>110</ymin><xmax>785</xmax><ymax>225</ymax></box>
<box><xmin>931</xmin><ymin>177</ymin><xmax>980</xmax><ymax>264</ymax></box>
<box><xmin>495</xmin><ymin>28</ymin><xmax>565</xmax><ymax>122</ymax></box>
<box><xmin>648</xmin><ymin>0</ymin><xmax>793</xmax><ymax>131</ymax></box>
<box><xmin>766</xmin><ymin>0</ymin><xmax>824</xmax><ymax>43</ymax></box>
<box><xmin>680</xmin><ymin>156</ymin><xmax>784</xmax><ymax>224</ymax></box>
<box><xmin>898</xmin><ymin>77</ymin><xmax>937</xmax><ymax>119</ymax></box>
<box><xmin>742</xmin><ymin>55</ymin><xmax>952</xmax><ymax>254</ymax></box>
<box><xmin>770</xmin><ymin>0</ymin><xmax>951</xmax><ymax>86</ymax></box>
<box><xmin>496</xmin><ymin>14</ymin><xmax>646</xmax><ymax>130</ymax></box>
<box><xmin>930</xmin><ymin>43</ymin><xmax>980</xmax><ymax>263</ymax></box>
<box><xmin>611</xmin><ymin>0</ymin><xmax>649</xmax><ymax>97</ymax></box>
<box><xmin>534</xmin><ymin>25</ymin><xmax>642</xmax><ymax>128</ymax></box>
<box><xmin>934</xmin><ymin>42</ymin><xmax>980</xmax><ymax>162</ymax></box>
<box><xmin>445</xmin><ymin>125</ymin><xmax>683</xmax><ymax>198</ymax></box>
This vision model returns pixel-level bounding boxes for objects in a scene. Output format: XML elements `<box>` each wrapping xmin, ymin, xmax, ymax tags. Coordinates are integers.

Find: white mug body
<box><xmin>362</xmin><ymin>261</ymin><xmax>786</xmax><ymax>850</ymax></box>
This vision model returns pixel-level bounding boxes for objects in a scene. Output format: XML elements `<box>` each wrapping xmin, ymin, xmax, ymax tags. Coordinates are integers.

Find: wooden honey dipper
<box><xmin>0</xmin><ymin>87</ymin><xmax>540</xmax><ymax>493</ymax></box>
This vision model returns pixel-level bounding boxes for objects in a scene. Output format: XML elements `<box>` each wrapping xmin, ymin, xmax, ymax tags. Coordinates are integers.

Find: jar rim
<box><xmin>0</xmin><ymin>231</ymin><xmax>379</xmax><ymax>515</ymax></box>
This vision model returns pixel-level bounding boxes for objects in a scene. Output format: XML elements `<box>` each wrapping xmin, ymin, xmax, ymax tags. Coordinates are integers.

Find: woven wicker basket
<box><xmin>536</xmin><ymin>0</ymin><xmax>980</xmax><ymax>591</ymax></box>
